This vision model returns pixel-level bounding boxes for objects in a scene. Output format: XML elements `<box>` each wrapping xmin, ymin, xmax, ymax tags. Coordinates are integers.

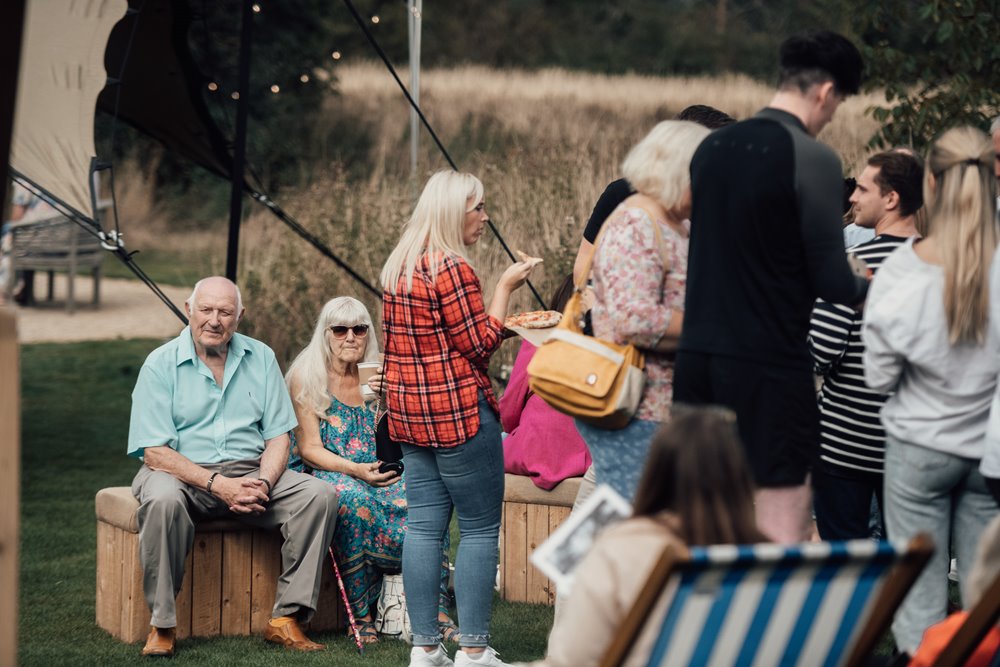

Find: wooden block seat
<box><xmin>499</xmin><ymin>474</ymin><xmax>582</xmax><ymax>605</ymax></box>
<box><xmin>95</xmin><ymin>486</ymin><xmax>343</xmax><ymax>643</ymax></box>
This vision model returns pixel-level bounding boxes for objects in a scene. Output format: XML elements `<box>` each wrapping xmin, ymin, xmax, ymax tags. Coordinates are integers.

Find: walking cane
<box><xmin>329</xmin><ymin>547</ymin><xmax>365</xmax><ymax>655</ymax></box>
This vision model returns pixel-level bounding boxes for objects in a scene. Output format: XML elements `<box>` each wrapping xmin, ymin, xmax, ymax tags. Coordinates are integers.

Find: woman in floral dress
<box><xmin>285</xmin><ymin>296</ymin><xmax>453</xmax><ymax>643</ymax></box>
<box><xmin>577</xmin><ymin>120</ymin><xmax>710</xmax><ymax>502</ymax></box>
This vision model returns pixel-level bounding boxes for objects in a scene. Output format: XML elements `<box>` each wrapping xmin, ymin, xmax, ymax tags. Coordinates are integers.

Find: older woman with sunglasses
<box><xmin>285</xmin><ymin>297</ymin><xmax>455</xmax><ymax>644</ymax></box>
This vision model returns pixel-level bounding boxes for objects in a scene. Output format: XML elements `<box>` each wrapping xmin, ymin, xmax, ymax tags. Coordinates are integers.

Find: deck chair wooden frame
<box><xmin>600</xmin><ymin>534</ymin><xmax>933</xmax><ymax>667</ymax></box>
<box><xmin>933</xmin><ymin>568</ymin><xmax>1000</xmax><ymax>667</ymax></box>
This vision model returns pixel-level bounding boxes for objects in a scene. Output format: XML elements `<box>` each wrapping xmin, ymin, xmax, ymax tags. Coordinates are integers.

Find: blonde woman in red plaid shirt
<box><xmin>381</xmin><ymin>171</ymin><xmax>536</xmax><ymax>667</ymax></box>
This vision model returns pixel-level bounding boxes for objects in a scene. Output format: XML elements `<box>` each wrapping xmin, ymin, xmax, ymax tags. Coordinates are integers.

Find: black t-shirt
<box><xmin>582</xmin><ymin>178</ymin><xmax>635</xmax><ymax>243</ymax></box>
<box><xmin>679</xmin><ymin>108</ymin><xmax>869</xmax><ymax>370</ymax></box>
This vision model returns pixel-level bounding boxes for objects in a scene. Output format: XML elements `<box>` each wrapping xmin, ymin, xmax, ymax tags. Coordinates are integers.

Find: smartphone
<box><xmin>379</xmin><ymin>460</ymin><xmax>404</xmax><ymax>476</ymax></box>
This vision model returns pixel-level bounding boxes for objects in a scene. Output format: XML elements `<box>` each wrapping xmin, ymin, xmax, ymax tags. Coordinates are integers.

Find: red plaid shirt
<box><xmin>383</xmin><ymin>252</ymin><xmax>503</xmax><ymax>447</ymax></box>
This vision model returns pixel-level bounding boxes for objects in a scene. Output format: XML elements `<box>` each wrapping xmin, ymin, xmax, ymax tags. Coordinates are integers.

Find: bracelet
<box><xmin>261</xmin><ymin>478</ymin><xmax>272</xmax><ymax>494</ymax></box>
<box><xmin>206</xmin><ymin>472</ymin><xmax>219</xmax><ymax>494</ymax></box>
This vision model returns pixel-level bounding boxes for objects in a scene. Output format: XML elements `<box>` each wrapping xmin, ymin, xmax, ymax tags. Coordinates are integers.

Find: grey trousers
<box><xmin>131</xmin><ymin>460</ymin><xmax>339</xmax><ymax>629</ymax></box>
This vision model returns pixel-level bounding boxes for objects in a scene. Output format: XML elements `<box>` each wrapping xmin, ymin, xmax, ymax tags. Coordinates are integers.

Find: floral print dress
<box><xmin>289</xmin><ymin>397</ymin><xmax>450</xmax><ymax>620</ymax></box>
<box><xmin>577</xmin><ymin>206</ymin><xmax>688</xmax><ymax>501</ymax></box>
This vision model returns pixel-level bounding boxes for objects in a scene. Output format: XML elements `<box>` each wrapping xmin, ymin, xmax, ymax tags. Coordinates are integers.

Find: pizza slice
<box><xmin>516</xmin><ymin>249</ymin><xmax>544</xmax><ymax>268</ymax></box>
<box><xmin>504</xmin><ymin>310</ymin><xmax>562</xmax><ymax>330</ymax></box>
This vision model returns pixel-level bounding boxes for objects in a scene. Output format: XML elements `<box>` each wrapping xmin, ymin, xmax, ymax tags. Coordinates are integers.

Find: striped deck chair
<box><xmin>600</xmin><ymin>534</ymin><xmax>933</xmax><ymax>667</ymax></box>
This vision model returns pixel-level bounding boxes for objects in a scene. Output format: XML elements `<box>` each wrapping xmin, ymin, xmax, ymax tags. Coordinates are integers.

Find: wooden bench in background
<box><xmin>5</xmin><ymin>213</ymin><xmax>104</xmax><ymax>313</ymax></box>
<box><xmin>95</xmin><ymin>487</ymin><xmax>343</xmax><ymax>644</ymax></box>
<box><xmin>499</xmin><ymin>474</ymin><xmax>581</xmax><ymax>606</ymax></box>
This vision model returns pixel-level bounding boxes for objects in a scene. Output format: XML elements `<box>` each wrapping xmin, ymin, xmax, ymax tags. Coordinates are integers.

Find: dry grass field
<box><xmin>120</xmin><ymin>63</ymin><xmax>886</xmax><ymax>369</ymax></box>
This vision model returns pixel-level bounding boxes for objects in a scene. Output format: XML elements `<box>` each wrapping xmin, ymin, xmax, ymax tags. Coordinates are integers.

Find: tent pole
<box><xmin>408</xmin><ymin>0</ymin><xmax>421</xmax><ymax>179</ymax></box>
<box><xmin>226</xmin><ymin>0</ymin><xmax>254</xmax><ymax>282</ymax></box>
<box><xmin>0</xmin><ymin>3</ymin><xmax>25</xmax><ymax>665</ymax></box>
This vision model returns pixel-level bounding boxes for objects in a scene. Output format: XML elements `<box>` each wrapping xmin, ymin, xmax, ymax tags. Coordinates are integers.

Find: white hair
<box><xmin>285</xmin><ymin>297</ymin><xmax>380</xmax><ymax>416</ymax></box>
<box><xmin>186</xmin><ymin>277</ymin><xmax>243</xmax><ymax>312</ymax></box>
<box><xmin>622</xmin><ymin>120</ymin><xmax>711</xmax><ymax>210</ymax></box>
<box><xmin>380</xmin><ymin>170</ymin><xmax>483</xmax><ymax>294</ymax></box>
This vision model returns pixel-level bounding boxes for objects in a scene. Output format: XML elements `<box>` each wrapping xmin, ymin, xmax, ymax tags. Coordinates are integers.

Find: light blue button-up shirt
<box><xmin>127</xmin><ymin>327</ymin><xmax>297</xmax><ymax>464</ymax></box>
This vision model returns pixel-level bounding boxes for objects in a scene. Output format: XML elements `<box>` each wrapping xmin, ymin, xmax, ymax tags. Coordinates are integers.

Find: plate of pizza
<box><xmin>505</xmin><ymin>310</ymin><xmax>562</xmax><ymax>330</ymax></box>
<box><xmin>505</xmin><ymin>310</ymin><xmax>562</xmax><ymax>347</ymax></box>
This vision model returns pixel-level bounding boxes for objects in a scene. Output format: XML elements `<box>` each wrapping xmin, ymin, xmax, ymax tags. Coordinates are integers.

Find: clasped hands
<box><xmin>211</xmin><ymin>475</ymin><xmax>270</xmax><ymax>514</ymax></box>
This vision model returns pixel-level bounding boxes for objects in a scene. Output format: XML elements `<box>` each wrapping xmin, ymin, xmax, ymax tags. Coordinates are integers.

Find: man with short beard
<box><xmin>128</xmin><ymin>276</ymin><xmax>338</xmax><ymax>657</ymax></box>
<box><xmin>809</xmin><ymin>150</ymin><xmax>924</xmax><ymax>541</ymax></box>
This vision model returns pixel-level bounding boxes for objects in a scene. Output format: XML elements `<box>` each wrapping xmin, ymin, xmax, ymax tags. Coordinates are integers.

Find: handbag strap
<box><xmin>577</xmin><ymin>205</ymin><xmax>670</xmax><ymax>291</ymax></box>
<box><xmin>568</xmin><ymin>205</ymin><xmax>671</xmax><ymax>339</ymax></box>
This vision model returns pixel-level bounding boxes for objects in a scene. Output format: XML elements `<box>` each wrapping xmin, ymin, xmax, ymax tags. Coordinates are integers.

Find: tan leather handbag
<box><xmin>526</xmin><ymin>216</ymin><xmax>666</xmax><ymax>429</ymax></box>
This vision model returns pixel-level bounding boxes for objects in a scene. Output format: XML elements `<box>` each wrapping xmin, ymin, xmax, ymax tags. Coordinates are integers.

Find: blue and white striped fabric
<box><xmin>643</xmin><ymin>540</ymin><xmax>900</xmax><ymax>667</ymax></box>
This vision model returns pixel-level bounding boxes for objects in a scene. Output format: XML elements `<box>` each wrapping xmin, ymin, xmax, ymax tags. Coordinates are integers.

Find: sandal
<box><xmin>349</xmin><ymin>620</ymin><xmax>379</xmax><ymax>645</ymax></box>
<box><xmin>439</xmin><ymin>616</ymin><xmax>460</xmax><ymax>644</ymax></box>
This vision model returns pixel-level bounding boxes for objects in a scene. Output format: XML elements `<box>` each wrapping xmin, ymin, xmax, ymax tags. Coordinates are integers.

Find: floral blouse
<box><xmin>589</xmin><ymin>206</ymin><xmax>687</xmax><ymax>422</ymax></box>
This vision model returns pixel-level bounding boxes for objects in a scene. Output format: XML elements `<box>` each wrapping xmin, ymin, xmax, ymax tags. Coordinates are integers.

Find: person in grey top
<box><xmin>863</xmin><ymin>126</ymin><xmax>1000</xmax><ymax>656</ymax></box>
<box><xmin>674</xmin><ymin>31</ymin><xmax>869</xmax><ymax>543</ymax></box>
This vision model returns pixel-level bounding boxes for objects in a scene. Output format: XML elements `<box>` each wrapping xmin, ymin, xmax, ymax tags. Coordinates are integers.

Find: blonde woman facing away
<box><xmin>862</xmin><ymin>126</ymin><xmax>1000</xmax><ymax>656</ymax></box>
<box><xmin>575</xmin><ymin>120</ymin><xmax>710</xmax><ymax>502</ymax></box>
<box><xmin>380</xmin><ymin>171</ymin><xmax>537</xmax><ymax>667</ymax></box>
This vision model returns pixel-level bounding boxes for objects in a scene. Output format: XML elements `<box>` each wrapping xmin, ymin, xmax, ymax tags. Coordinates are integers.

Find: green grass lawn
<box><xmin>19</xmin><ymin>339</ymin><xmax>553</xmax><ymax>666</ymax></box>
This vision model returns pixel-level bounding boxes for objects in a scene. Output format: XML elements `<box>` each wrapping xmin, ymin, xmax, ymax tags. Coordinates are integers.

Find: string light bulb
<box><xmin>207</xmin><ymin>82</ymin><xmax>219</xmax><ymax>92</ymax></box>
<box><xmin>300</xmin><ymin>74</ymin><xmax>310</xmax><ymax>83</ymax></box>
<box><xmin>270</xmin><ymin>84</ymin><xmax>280</xmax><ymax>93</ymax></box>
<box><xmin>231</xmin><ymin>92</ymin><xmax>240</xmax><ymax>100</ymax></box>
<box><xmin>371</xmin><ymin>15</ymin><xmax>379</xmax><ymax>23</ymax></box>
<box><xmin>331</xmin><ymin>51</ymin><xmax>342</xmax><ymax>60</ymax></box>
<box><xmin>252</xmin><ymin>3</ymin><xmax>261</xmax><ymax>12</ymax></box>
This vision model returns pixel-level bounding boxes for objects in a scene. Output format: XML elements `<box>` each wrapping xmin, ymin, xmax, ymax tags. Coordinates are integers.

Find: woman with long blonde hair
<box><xmin>862</xmin><ymin>125</ymin><xmax>1000</xmax><ymax>657</ymax></box>
<box><xmin>382</xmin><ymin>170</ymin><xmax>536</xmax><ymax>667</ymax></box>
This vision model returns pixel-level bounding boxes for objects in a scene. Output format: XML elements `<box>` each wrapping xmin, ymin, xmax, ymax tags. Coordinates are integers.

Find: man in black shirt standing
<box><xmin>674</xmin><ymin>31</ymin><xmax>869</xmax><ymax>543</ymax></box>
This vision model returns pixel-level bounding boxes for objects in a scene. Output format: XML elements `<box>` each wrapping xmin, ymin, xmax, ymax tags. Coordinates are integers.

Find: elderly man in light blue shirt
<box><xmin>128</xmin><ymin>276</ymin><xmax>338</xmax><ymax>657</ymax></box>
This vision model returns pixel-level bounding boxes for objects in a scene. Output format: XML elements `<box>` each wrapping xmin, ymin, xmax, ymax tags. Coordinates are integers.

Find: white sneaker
<box><xmin>410</xmin><ymin>644</ymin><xmax>455</xmax><ymax>667</ymax></box>
<box><xmin>455</xmin><ymin>646</ymin><xmax>510</xmax><ymax>666</ymax></box>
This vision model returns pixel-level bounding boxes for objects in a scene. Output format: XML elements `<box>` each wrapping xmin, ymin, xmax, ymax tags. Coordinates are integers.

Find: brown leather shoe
<box><xmin>141</xmin><ymin>626</ymin><xmax>176</xmax><ymax>657</ymax></box>
<box><xmin>264</xmin><ymin>616</ymin><xmax>325</xmax><ymax>652</ymax></box>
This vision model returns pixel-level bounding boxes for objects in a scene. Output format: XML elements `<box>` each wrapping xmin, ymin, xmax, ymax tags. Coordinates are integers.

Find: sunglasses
<box><xmin>329</xmin><ymin>324</ymin><xmax>369</xmax><ymax>338</ymax></box>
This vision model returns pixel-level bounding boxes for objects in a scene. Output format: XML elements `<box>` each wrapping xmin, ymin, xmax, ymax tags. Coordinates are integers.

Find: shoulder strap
<box><xmin>578</xmin><ymin>206</ymin><xmax>671</xmax><ymax>291</ymax></box>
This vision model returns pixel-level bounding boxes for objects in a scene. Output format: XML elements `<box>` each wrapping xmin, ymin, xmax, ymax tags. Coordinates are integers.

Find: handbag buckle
<box><xmin>586</xmin><ymin>372</ymin><xmax>598</xmax><ymax>385</ymax></box>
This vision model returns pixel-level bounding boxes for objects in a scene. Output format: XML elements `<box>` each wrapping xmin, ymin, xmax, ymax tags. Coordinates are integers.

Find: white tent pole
<box><xmin>408</xmin><ymin>0</ymin><xmax>422</xmax><ymax>178</ymax></box>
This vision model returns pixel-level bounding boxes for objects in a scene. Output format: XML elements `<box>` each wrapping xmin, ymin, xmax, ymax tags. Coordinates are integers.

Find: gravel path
<box><xmin>11</xmin><ymin>274</ymin><xmax>188</xmax><ymax>343</ymax></box>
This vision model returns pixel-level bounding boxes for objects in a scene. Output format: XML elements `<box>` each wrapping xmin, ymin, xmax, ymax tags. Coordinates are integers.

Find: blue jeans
<box><xmin>812</xmin><ymin>463</ymin><xmax>884</xmax><ymax>541</ymax></box>
<box><xmin>401</xmin><ymin>395</ymin><xmax>504</xmax><ymax>648</ymax></box>
<box><xmin>883</xmin><ymin>436</ymin><xmax>999</xmax><ymax>654</ymax></box>
<box><xmin>575</xmin><ymin>418</ymin><xmax>659</xmax><ymax>503</ymax></box>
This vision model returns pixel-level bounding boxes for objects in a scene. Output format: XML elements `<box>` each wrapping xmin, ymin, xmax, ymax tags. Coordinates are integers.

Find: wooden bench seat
<box><xmin>95</xmin><ymin>487</ymin><xmax>343</xmax><ymax>643</ymax></box>
<box><xmin>6</xmin><ymin>215</ymin><xmax>104</xmax><ymax>313</ymax></box>
<box><xmin>499</xmin><ymin>474</ymin><xmax>581</xmax><ymax>605</ymax></box>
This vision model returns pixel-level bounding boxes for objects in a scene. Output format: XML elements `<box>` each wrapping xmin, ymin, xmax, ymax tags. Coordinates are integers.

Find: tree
<box><xmin>852</xmin><ymin>0</ymin><xmax>1000</xmax><ymax>150</ymax></box>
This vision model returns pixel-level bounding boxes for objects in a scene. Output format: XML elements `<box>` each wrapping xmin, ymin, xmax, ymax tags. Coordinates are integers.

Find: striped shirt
<box><xmin>808</xmin><ymin>234</ymin><xmax>909</xmax><ymax>475</ymax></box>
<box><xmin>382</xmin><ymin>252</ymin><xmax>503</xmax><ymax>447</ymax></box>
